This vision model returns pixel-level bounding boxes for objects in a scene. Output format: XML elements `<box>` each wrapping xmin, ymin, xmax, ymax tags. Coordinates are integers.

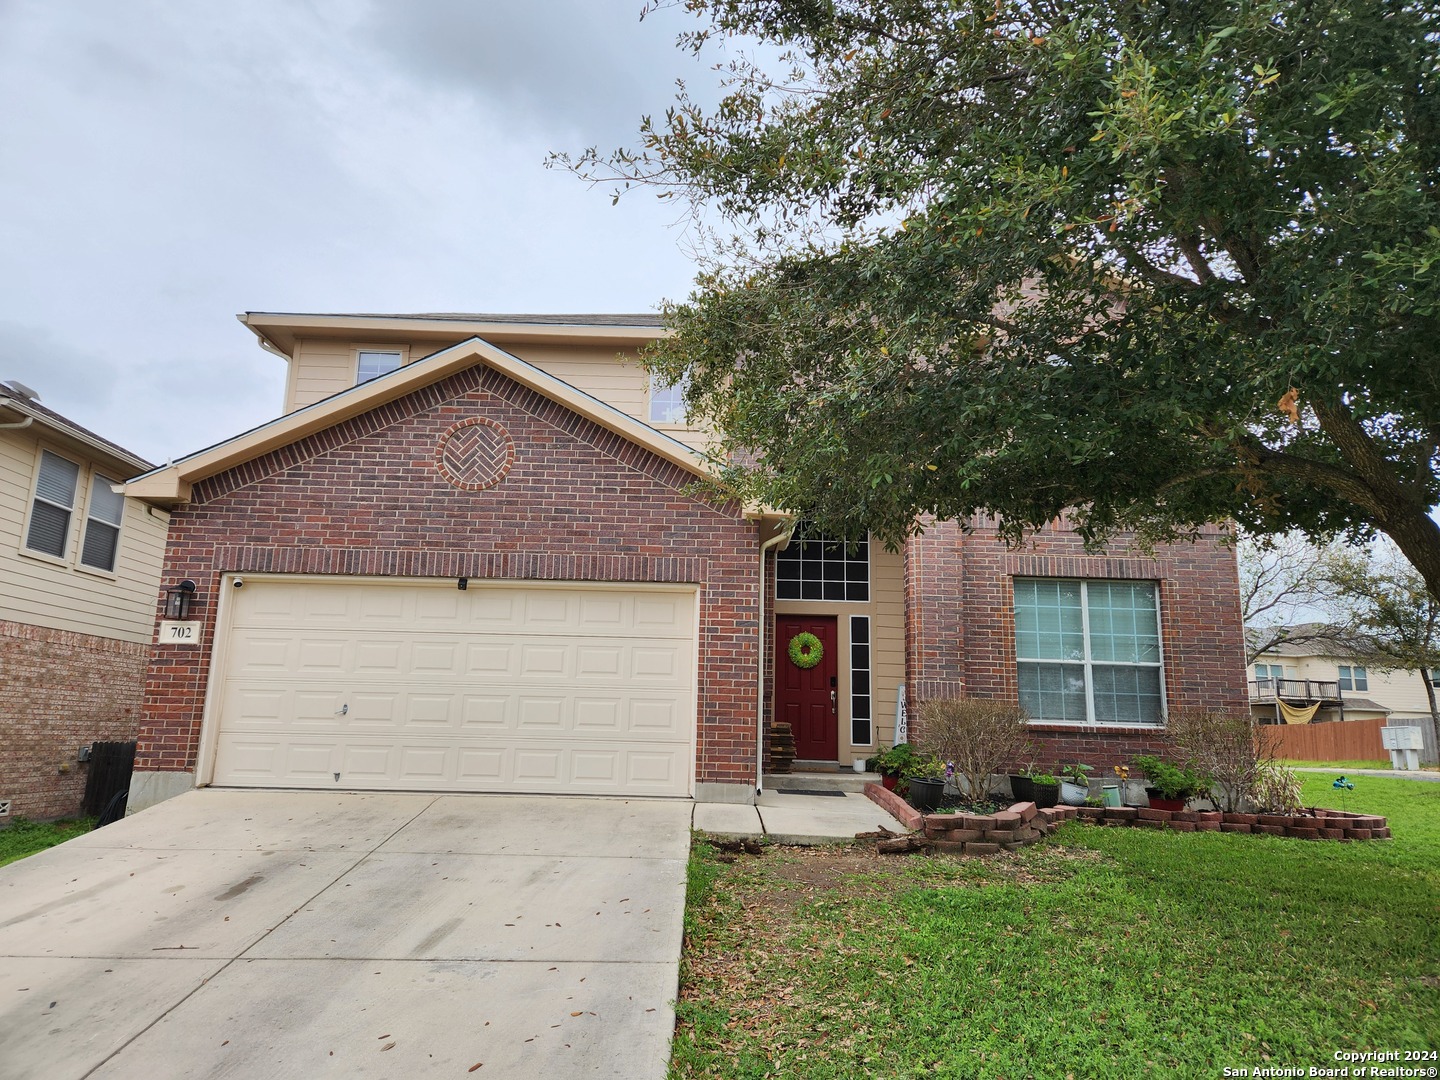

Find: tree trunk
<box><xmin>1308</xmin><ymin>398</ymin><xmax>1440</xmax><ymax>602</ymax></box>
<box><xmin>1377</xmin><ymin>507</ymin><xmax>1440</xmax><ymax>610</ymax></box>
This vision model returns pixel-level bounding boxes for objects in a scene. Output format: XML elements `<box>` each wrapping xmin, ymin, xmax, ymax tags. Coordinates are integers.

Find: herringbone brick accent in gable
<box><xmin>436</xmin><ymin>416</ymin><xmax>515</xmax><ymax>490</ymax></box>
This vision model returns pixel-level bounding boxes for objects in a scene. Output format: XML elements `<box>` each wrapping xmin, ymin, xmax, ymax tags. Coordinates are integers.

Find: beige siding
<box><xmin>510</xmin><ymin>343</ymin><xmax>646</xmax><ymax>416</ymax></box>
<box><xmin>772</xmin><ymin>543</ymin><xmax>906</xmax><ymax>765</ymax></box>
<box><xmin>1254</xmin><ymin>651</ymin><xmax>1437</xmax><ymax>721</ymax></box>
<box><xmin>287</xmin><ymin>340</ymin><xmax>413</xmax><ymax>411</ymax></box>
<box><xmin>0</xmin><ymin>431</ymin><xmax>167</xmax><ymax>643</ymax></box>
<box><xmin>283</xmin><ymin>337</ymin><xmax>711</xmax><ymax>450</ymax></box>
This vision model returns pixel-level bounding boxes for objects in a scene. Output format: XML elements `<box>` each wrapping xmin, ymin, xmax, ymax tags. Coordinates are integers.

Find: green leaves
<box><xmin>572</xmin><ymin>0</ymin><xmax>1440</xmax><ymax>588</ymax></box>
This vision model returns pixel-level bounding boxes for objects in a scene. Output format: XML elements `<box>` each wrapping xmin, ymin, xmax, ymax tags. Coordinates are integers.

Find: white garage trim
<box><xmin>198</xmin><ymin>575</ymin><xmax>699</xmax><ymax>798</ymax></box>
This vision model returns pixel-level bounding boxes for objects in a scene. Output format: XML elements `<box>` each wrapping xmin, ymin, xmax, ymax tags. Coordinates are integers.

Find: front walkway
<box><xmin>693</xmin><ymin>789</ymin><xmax>908</xmax><ymax>843</ymax></box>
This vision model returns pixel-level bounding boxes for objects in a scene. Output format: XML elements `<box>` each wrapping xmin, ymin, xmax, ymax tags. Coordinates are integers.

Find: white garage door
<box><xmin>208</xmin><ymin>578</ymin><xmax>696</xmax><ymax>797</ymax></box>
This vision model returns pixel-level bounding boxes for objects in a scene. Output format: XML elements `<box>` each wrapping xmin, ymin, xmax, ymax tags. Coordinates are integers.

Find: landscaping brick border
<box><xmin>863</xmin><ymin>783</ymin><xmax>1390</xmax><ymax>853</ymax></box>
<box><xmin>1070</xmin><ymin>804</ymin><xmax>1390</xmax><ymax>840</ymax></box>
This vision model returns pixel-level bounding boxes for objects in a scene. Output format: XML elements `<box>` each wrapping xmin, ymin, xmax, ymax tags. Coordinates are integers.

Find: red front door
<box><xmin>774</xmin><ymin>615</ymin><xmax>839</xmax><ymax>761</ymax></box>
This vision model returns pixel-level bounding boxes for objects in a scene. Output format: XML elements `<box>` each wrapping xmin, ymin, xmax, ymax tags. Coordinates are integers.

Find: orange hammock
<box><xmin>1278</xmin><ymin>700</ymin><xmax>1320</xmax><ymax>725</ymax></box>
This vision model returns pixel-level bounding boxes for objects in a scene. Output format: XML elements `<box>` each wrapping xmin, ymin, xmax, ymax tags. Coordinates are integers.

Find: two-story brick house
<box><xmin>123</xmin><ymin>313</ymin><xmax>1248</xmax><ymax>811</ymax></box>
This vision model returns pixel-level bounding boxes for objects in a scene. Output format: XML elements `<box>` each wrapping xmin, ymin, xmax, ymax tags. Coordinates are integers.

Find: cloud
<box><xmin>358</xmin><ymin>0</ymin><xmax>715</xmax><ymax>146</ymax></box>
<box><xmin>0</xmin><ymin>321</ymin><xmax>117</xmax><ymax>409</ymax></box>
<box><xmin>0</xmin><ymin>0</ymin><xmax>713</xmax><ymax>464</ymax></box>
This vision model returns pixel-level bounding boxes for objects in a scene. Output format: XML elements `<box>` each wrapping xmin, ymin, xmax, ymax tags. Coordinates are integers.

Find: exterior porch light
<box><xmin>165</xmin><ymin>579</ymin><xmax>196</xmax><ymax>620</ymax></box>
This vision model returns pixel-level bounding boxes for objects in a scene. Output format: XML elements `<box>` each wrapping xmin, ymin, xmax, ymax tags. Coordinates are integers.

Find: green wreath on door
<box><xmin>787</xmin><ymin>632</ymin><xmax>824</xmax><ymax>670</ymax></box>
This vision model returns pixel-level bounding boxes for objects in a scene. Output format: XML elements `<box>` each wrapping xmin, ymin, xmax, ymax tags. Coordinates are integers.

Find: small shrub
<box><xmin>869</xmin><ymin>743</ymin><xmax>921</xmax><ymax>778</ymax></box>
<box><xmin>900</xmin><ymin>751</ymin><xmax>946</xmax><ymax>780</ymax></box>
<box><xmin>1253</xmin><ymin>759</ymin><xmax>1305</xmax><ymax>814</ymax></box>
<box><xmin>917</xmin><ymin>698</ymin><xmax>1032</xmax><ymax>803</ymax></box>
<box><xmin>1165</xmin><ymin>708</ymin><xmax>1284</xmax><ymax>812</ymax></box>
<box><xmin>1130</xmin><ymin>754</ymin><xmax>1212</xmax><ymax>801</ymax></box>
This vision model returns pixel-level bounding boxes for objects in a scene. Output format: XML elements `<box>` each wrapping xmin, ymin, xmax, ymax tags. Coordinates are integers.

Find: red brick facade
<box><xmin>0</xmin><ymin>619</ymin><xmax>146</xmax><ymax>820</ymax></box>
<box><xmin>136</xmin><ymin>364</ymin><xmax>762</xmax><ymax>789</ymax></box>
<box><xmin>904</xmin><ymin>517</ymin><xmax>1247</xmax><ymax>767</ymax></box>
<box><xmin>134</xmin><ymin>362</ymin><xmax>1248</xmax><ymax>801</ymax></box>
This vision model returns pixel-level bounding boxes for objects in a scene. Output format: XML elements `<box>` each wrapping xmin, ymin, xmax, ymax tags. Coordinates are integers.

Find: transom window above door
<box><xmin>776</xmin><ymin>531</ymin><xmax>869</xmax><ymax>602</ymax></box>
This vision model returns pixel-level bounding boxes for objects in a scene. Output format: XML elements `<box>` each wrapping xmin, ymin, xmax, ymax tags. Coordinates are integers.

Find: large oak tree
<box><xmin>566</xmin><ymin>0</ymin><xmax>1440</xmax><ymax>594</ymax></box>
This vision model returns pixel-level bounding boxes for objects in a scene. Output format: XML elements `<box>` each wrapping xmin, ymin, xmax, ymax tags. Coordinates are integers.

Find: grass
<box><xmin>0</xmin><ymin>817</ymin><xmax>93</xmax><ymax>868</ymax></box>
<box><xmin>1283</xmin><ymin>759</ymin><xmax>1393</xmax><ymax>771</ymax></box>
<box><xmin>671</xmin><ymin>775</ymin><xmax>1440</xmax><ymax>1078</ymax></box>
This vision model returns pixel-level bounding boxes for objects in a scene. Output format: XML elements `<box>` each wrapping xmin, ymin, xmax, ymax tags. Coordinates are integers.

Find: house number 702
<box><xmin>159</xmin><ymin>621</ymin><xmax>200</xmax><ymax>645</ymax></box>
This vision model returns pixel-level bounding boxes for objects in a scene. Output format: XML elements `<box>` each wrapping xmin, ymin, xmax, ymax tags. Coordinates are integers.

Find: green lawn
<box><xmin>1283</xmin><ymin>759</ymin><xmax>1393</xmax><ymax>771</ymax></box>
<box><xmin>671</xmin><ymin>775</ymin><xmax>1439</xmax><ymax>1078</ymax></box>
<box><xmin>0</xmin><ymin>817</ymin><xmax>93</xmax><ymax>868</ymax></box>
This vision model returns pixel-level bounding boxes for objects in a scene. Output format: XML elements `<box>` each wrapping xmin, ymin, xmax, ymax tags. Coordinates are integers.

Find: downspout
<box><xmin>756</xmin><ymin>520</ymin><xmax>796</xmax><ymax>799</ymax></box>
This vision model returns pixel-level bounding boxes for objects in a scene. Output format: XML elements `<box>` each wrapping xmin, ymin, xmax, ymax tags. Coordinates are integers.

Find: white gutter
<box><xmin>0</xmin><ymin>397</ymin><xmax>149</xmax><ymax>471</ymax></box>
<box><xmin>236</xmin><ymin>313</ymin><xmax>295</xmax><ymax>361</ymax></box>
<box><xmin>756</xmin><ymin>520</ymin><xmax>796</xmax><ymax>798</ymax></box>
<box><xmin>0</xmin><ymin>398</ymin><xmax>34</xmax><ymax>430</ymax></box>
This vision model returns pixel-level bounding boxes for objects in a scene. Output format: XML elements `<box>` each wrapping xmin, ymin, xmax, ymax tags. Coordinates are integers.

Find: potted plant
<box><xmin>1130</xmin><ymin>754</ymin><xmax>1211</xmax><ymax>812</ymax></box>
<box><xmin>869</xmin><ymin>743</ymin><xmax>919</xmax><ymax>791</ymax></box>
<box><xmin>903</xmin><ymin>752</ymin><xmax>948</xmax><ymax>812</ymax></box>
<box><xmin>1009</xmin><ymin>770</ymin><xmax>1035</xmax><ymax>803</ymax></box>
<box><xmin>1058</xmin><ymin>763</ymin><xmax>1093</xmax><ymax>806</ymax></box>
<box><xmin>1027</xmin><ymin>769</ymin><xmax>1060</xmax><ymax>808</ymax></box>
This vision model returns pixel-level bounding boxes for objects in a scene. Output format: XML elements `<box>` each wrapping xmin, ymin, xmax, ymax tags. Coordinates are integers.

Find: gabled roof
<box><xmin>124</xmin><ymin>336</ymin><xmax>717</xmax><ymax>508</ymax></box>
<box><xmin>0</xmin><ymin>389</ymin><xmax>154</xmax><ymax>476</ymax></box>
<box><xmin>240</xmin><ymin>311</ymin><xmax>666</xmax><ymax>357</ymax></box>
<box><xmin>1248</xmin><ymin>622</ymin><xmax>1354</xmax><ymax>658</ymax></box>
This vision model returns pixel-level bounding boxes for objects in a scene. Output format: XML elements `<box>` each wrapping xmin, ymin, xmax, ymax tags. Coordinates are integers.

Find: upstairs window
<box><xmin>776</xmin><ymin>531</ymin><xmax>869</xmax><ymax>602</ymax></box>
<box><xmin>1338</xmin><ymin>665</ymin><xmax>1368</xmax><ymax>692</ymax></box>
<box><xmin>80</xmin><ymin>474</ymin><xmax>125</xmax><ymax>572</ymax></box>
<box><xmin>648</xmin><ymin>371</ymin><xmax>689</xmax><ymax>425</ymax></box>
<box><xmin>25</xmin><ymin>450</ymin><xmax>80</xmax><ymax>558</ymax></box>
<box><xmin>1014</xmin><ymin>578</ymin><xmax>1164</xmax><ymax>725</ymax></box>
<box><xmin>1254</xmin><ymin>664</ymin><xmax>1284</xmax><ymax>683</ymax></box>
<box><xmin>356</xmin><ymin>349</ymin><xmax>402</xmax><ymax>384</ymax></box>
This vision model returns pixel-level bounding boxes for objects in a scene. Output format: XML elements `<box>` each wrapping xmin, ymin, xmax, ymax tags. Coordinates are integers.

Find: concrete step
<box><xmin>764</xmin><ymin>770</ymin><xmax>877</xmax><ymax>793</ymax></box>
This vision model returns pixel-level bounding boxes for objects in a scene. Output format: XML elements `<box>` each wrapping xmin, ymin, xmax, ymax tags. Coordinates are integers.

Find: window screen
<box><xmin>26</xmin><ymin>450</ymin><xmax>80</xmax><ymax>558</ymax></box>
<box><xmin>80</xmin><ymin>474</ymin><xmax>124</xmax><ymax>571</ymax></box>
<box><xmin>357</xmin><ymin>350</ymin><xmax>402</xmax><ymax>384</ymax></box>
<box><xmin>648</xmin><ymin>371</ymin><xmax>689</xmax><ymax>424</ymax></box>
<box><xmin>1014</xmin><ymin>578</ymin><xmax>1163</xmax><ymax>725</ymax></box>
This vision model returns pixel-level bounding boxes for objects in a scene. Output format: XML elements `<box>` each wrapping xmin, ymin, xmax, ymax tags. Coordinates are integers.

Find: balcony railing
<box><xmin>1249</xmin><ymin>678</ymin><xmax>1342</xmax><ymax>702</ymax></box>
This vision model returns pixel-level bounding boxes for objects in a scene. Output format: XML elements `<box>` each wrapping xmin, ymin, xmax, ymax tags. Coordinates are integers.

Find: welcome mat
<box><xmin>774</xmin><ymin>788</ymin><xmax>847</xmax><ymax>797</ymax></box>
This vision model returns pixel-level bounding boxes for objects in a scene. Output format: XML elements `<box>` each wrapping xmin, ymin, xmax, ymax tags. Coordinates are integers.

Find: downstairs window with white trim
<box><xmin>1014</xmin><ymin>578</ymin><xmax>1165</xmax><ymax>725</ymax></box>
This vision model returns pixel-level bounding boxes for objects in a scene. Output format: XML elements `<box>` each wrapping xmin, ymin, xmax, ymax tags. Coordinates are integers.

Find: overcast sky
<box><xmin>0</xmin><ymin>0</ymin><xmax>725</xmax><ymax>467</ymax></box>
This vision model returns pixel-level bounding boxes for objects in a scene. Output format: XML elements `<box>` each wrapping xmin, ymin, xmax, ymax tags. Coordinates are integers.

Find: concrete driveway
<box><xmin>0</xmin><ymin>790</ymin><xmax>691</xmax><ymax>1079</ymax></box>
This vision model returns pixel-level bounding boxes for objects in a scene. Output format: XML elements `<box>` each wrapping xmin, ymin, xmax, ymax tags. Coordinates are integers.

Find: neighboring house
<box><xmin>122</xmin><ymin>313</ymin><xmax>1247</xmax><ymax>811</ymax></box>
<box><xmin>1249</xmin><ymin>623</ymin><xmax>1440</xmax><ymax>726</ymax></box>
<box><xmin>0</xmin><ymin>382</ymin><xmax>168</xmax><ymax>820</ymax></box>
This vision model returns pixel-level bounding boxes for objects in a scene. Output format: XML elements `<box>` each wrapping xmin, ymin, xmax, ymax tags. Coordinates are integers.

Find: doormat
<box><xmin>774</xmin><ymin>788</ymin><xmax>847</xmax><ymax>797</ymax></box>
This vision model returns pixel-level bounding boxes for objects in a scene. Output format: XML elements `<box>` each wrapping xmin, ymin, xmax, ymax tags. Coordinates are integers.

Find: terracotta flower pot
<box><xmin>1146</xmin><ymin>789</ymin><xmax>1186</xmax><ymax>812</ymax></box>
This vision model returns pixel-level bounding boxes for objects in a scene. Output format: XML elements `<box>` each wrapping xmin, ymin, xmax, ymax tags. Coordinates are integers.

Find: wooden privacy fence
<box><xmin>1261</xmin><ymin>717</ymin><xmax>1388</xmax><ymax>762</ymax></box>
